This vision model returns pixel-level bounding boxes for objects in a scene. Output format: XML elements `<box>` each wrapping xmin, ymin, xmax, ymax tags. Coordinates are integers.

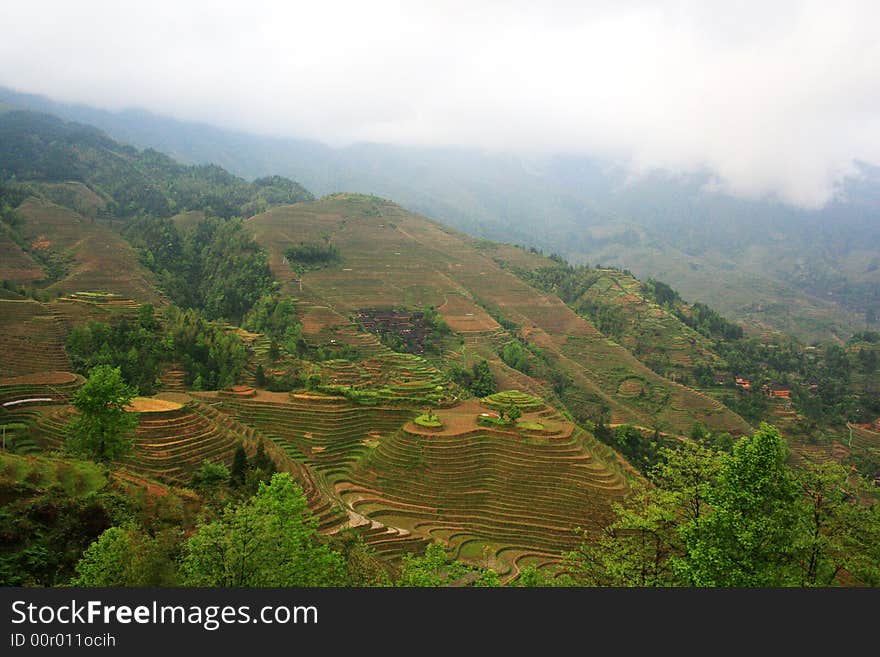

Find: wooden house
<box><xmin>766</xmin><ymin>382</ymin><xmax>792</xmax><ymax>399</ymax></box>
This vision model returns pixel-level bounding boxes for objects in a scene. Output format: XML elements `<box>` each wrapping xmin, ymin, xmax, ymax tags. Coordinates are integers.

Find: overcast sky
<box><xmin>1</xmin><ymin>1</ymin><xmax>879</xmax><ymax>208</ymax></box>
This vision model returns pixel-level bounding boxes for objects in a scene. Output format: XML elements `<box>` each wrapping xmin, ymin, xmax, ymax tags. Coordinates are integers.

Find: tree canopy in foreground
<box><xmin>563</xmin><ymin>423</ymin><xmax>880</xmax><ymax>587</ymax></box>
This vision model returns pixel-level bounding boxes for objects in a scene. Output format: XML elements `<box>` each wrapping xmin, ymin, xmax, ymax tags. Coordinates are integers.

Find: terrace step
<box><xmin>338</xmin><ymin>420</ymin><xmax>628</xmax><ymax>568</ymax></box>
<box><xmin>0</xmin><ymin>300</ymin><xmax>71</xmax><ymax>377</ymax></box>
<box><xmin>159</xmin><ymin>364</ymin><xmax>187</xmax><ymax>392</ymax></box>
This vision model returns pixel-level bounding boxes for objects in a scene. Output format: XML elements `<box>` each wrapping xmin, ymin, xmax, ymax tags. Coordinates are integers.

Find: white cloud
<box><xmin>1</xmin><ymin>0</ymin><xmax>879</xmax><ymax>208</ymax></box>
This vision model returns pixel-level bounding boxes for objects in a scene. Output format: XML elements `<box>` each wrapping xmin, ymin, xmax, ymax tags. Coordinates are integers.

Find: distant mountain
<box><xmin>1</xmin><ymin>86</ymin><xmax>877</xmax><ymax>341</ymax></box>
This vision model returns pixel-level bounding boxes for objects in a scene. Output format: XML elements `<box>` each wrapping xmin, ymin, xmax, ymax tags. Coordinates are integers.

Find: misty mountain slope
<box><xmin>2</xmin><ymin>87</ymin><xmax>875</xmax><ymax>342</ymax></box>
<box><xmin>0</xmin><ymin>108</ymin><xmax>313</xmax><ymax>220</ymax></box>
<box><xmin>573</xmin><ymin>228</ymin><xmax>870</xmax><ymax>343</ymax></box>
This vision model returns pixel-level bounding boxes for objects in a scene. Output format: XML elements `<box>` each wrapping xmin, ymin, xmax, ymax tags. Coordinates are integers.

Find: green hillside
<box><xmin>1</xmin><ymin>109</ymin><xmax>876</xmax><ymax>586</ymax></box>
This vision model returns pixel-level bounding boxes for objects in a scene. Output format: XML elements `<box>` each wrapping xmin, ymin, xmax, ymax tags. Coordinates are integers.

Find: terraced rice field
<box><xmin>319</xmin><ymin>352</ymin><xmax>453</xmax><ymax>405</ymax></box>
<box><xmin>0</xmin><ymin>299</ymin><xmax>70</xmax><ymax>377</ymax></box>
<box><xmin>789</xmin><ymin>443</ymin><xmax>839</xmax><ymax>467</ymax></box>
<box><xmin>198</xmin><ymin>391</ymin><xmax>432</xmax><ymax>558</ymax></box>
<box><xmin>46</xmin><ymin>294</ymin><xmax>141</xmax><ymax>332</ymax></box>
<box><xmin>29</xmin><ymin>394</ymin><xmax>245</xmax><ymax>483</ymax></box>
<box><xmin>0</xmin><ymin>371</ymin><xmax>83</xmax><ymax>405</ymax></box>
<box><xmin>158</xmin><ymin>364</ymin><xmax>187</xmax><ymax>391</ymax></box>
<box><xmin>849</xmin><ymin>425</ymin><xmax>880</xmax><ymax>462</ymax></box>
<box><xmin>337</xmin><ymin>398</ymin><xmax>628</xmax><ymax>575</ymax></box>
<box><xmin>617</xmin><ymin>377</ymin><xmax>646</xmax><ymax>397</ymax></box>
<box><xmin>200</xmin><ymin>381</ymin><xmax>628</xmax><ymax>574</ymax></box>
<box><xmin>14</xmin><ymin>198</ymin><xmax>164</xmax><ymax>303</ymax></box>
<box><xmin>573</xmin><ymin>270</ymin><xmax>724</xmax><ymax>377</ymax></box>
<box><xmin>125</xmin><ymin>397</ymin><xmax>242</xmax><ymax>482</ymax></box>
<box><xmin>481</xmin><ymin>390</ymin><xmax>546</xmax><ymax>412</ymax></box>
<box><xmin>437</xmin><ymin>293</ymin><xmax>500</xmax><ymax>333</ymax></box>
<box><xmin>0</xmin><ymin>373</ymin><xmax>83</xmax><ymax>455</ymax></box>
<box><xmin>198</xmin><ymin>392</ymin><xmax>415</xmax><ymax>477</ymax></box>
<box><xmin>0</xmin><ymin>232</ymin><xmax>45</xmax><ymax>283</ymax></box>
<box><xmin>126</xmin><ymin>396</ymin><xmax>184</xmax><ymax>412</ymax></box>
<box><xmin>246</xmin><ymin>195</ymin><xmax>750</xmax><ymax>438</ymax></box>
<box><xmin>193</xmin><ymin>400</ymin><xmax>351</xmax><ymax>532</ymax></box>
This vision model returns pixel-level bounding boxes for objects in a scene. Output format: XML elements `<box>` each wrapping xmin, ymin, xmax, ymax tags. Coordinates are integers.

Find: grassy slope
<box><xmin>0</xmin><ymin>450</ymin><xmax>107</xmax><ymax>497</ymax></box>
<box><xmin>170</xmin><ymin>210</ymin><xmax>207</xmax><ymax>231</ymax></box>
<box><xmin>25</xmin><ymin>181</ymin><xmax>108</xmax><ymax>219</ymax></box>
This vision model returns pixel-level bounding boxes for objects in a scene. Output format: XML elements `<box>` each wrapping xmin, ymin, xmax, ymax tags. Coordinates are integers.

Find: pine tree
<box><xmin>230</xmin><ymin>444</ymin><xmax>248</xmax><ymax>487</ymax></box>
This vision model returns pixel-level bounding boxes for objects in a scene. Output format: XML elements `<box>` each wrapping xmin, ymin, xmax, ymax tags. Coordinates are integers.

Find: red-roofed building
<box><xmin>735</xmin><ymin>376</ymin><xmax>751</xmax><ymax>391</ymax></box>
<box><xmin>767</xmin><ymin>383</ymin><xmax>792</xmax><ymax>399</ymax></box>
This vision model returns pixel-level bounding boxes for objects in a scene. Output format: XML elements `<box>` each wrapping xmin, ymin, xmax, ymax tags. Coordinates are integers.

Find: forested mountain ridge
<box><xmin>0</xmin><ymin>109</ymin><xmax>313</xmax><ymax>220</ymax></box>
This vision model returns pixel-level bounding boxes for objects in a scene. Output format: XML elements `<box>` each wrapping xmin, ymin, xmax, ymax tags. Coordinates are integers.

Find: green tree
<box><xmin>792</xmin><ymin>461</ymin><xmax>880</xmax><ymax>586</ymax></box>
<box><xmin>562</xmin><ymin>442</ymin><xmax>718</xmax><ymax>586</ymax></box>
<box><xmin>191</xmin><ymin>460</ymin><xmax>230</xmax><ymax>491</ymax></box>
<box><xmin>333</xmin><ymin>532</ymin><xmax>392</xmax><ymax>586</ymax></box>
<box><xmin>243</xmin><ymin>442</ymin><xmax>277</xmax><ymax>494</ymax></box>
<box><xmin>268</xmin><ymin>340</ymin><xmax>281</xmax><ymax>362</ymax></box>
<box><xmin>500</xmin><ymin>341</ymin><xmax>530</xmax><ymax>374</ymax></box>
<box><xmin>690</xmin><ymin>421</ymin><xmax>709</xmax><ymax>443</ymax></box>
<box><xmin>66</xmin><ymin>365</ymin><xmax>139</xmax><ymax>462</ymax></box>
<box><xmin>857</xmin><ymin>348</ymin><xmax>877</xmax><ymax>374</ymax></box>
<box><xmin>562</xmin><ymin>427</ymin><xmax>880</xmax><ymax>587</ymax></box>
<box><xmin>507</xmin><ymin>404</ymin><xmax>522</xmax><ymax>423</ymax></box>
<box><xmin>252</xmin><ymin>442</ymin><xmax>275</xmax><ymax>474</ymax></box>
<box><xmin>181</xmin><ymin>473</ymin><xmax>345</xmax><ymax>586</ymax></box>
<box><xmin>681</xmin><ymin>423</ymin><xmax>802</xmax><ymax>586</ymax></box>
<box><xmin>396</xmin><ymin>542</ymin><xmax>499</xmax><ymax>587</ymax></box>
<box><xmin>513</xmin><ymin>564</ymin><xmax>554</xmax><ymax>587</ymax></box>
<box><xmin>71</xmin><ymin>526</ymin><xmax>179</xmax><ymax>586</ymax></box>
<box><xmin>470</xmin><ymin>359</ymin><xmax>496</xmax><ymax>397</ymax></box>
<box><xmin>561</xmin><ymin>482</ymin><xmax>681</xmax><ymax>586</ymax></box>
<box><xmin>710</xmin><ymin>432</ymin><xmax>734</xmax><ymax>453</ymax></box>
<box><xmin>229</xmin><ymin>445</ymin><xmax>248</xmax><ymax>488</ymax></box>
<box><xmin>448</xmin><ymin>359</ymin><xmax>496</xmax><ymax>398</ymax></box>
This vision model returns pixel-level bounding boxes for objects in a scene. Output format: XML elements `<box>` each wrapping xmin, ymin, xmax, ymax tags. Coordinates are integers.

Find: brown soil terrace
<box><xmin>125</xmin><ymin>396</ymin><xmax>184</xmax><ymax>413</ymax></box>
<box><xmin>0</xmin><ymin>371</ymin><xmax>78</xmax><ymax>386</ymax></box>
<box><xmin>437</xmin><ymin>294</ymin><xmax>501</xmax><ymax>333</ymax></box>
<box><xmin>403</xmin><ymin>399</ymin><xmax>571</xmax><ymax>440</ymax></box>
